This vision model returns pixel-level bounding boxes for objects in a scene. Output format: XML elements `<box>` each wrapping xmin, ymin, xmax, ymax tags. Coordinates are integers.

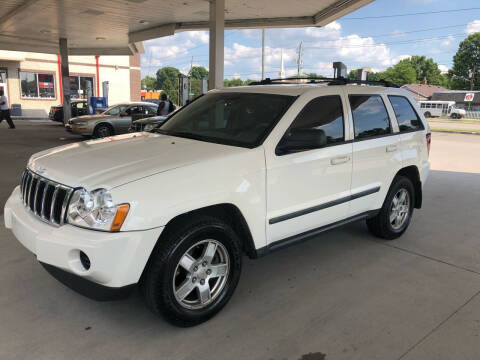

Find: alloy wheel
<box><xmin>389</xmin><ymin>188</ymin><xmax>410</xmax><ymax>230</ymax></box>
<box><xmin>173</xmin><ymin>239</ymin><xmax>230</xmax><ymax>310</ymax></box>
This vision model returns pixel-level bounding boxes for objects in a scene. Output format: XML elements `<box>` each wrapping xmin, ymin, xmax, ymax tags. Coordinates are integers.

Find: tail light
<box><xmin>54</xmin><ymin>107</ymin><xmax>62</xmax><ymax>112</ymax></box>
<box><xmin>426</xmin><ymin>133</ymin><xmax>431</xmax><ymax>155</ymax></box>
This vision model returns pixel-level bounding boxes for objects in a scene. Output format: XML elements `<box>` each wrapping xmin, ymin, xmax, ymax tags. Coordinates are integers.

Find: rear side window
<box><xmin>277</xmin><ymin>95</ymin><xmax>344</xmax><ymax>153</ymax></box>
<box><xmin>349</xmin><ymin>95</ymin><xmax>391</xmax><ymax>139</ymax></box>
<box><xmin>388</xmin><ymin>96</ymin><xmax>424</xmax><ymax>132</ymax></box>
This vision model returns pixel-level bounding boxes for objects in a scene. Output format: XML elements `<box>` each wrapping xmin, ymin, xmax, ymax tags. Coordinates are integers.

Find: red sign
<box><xmin>464</xmin><ymin>93</ymin><xmax>474</xmax><ymax>102</ymax></box>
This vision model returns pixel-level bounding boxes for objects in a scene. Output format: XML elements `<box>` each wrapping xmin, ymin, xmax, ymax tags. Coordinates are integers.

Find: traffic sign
<box><xmin>464</xmin><ymin>93</ymin><xmax>474</xmax><ymax>102</ymax></box>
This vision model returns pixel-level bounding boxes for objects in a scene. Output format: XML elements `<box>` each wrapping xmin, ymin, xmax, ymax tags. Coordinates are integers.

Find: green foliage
<box><xmin>223</xmin><ymin>78</ymin><xmax>245</xmax><ymax>87</ymax></box>
<box><xmin>190</xmin><ymin>66</ymin><xmax>209</xmax><ymax>80</ymax></box>
<box><xmin>451</xmin><ymin>33</ymin><xmax>480</xmax><ymax>90</ymax></box>
<box><xmin>380</xmin><ymin>61</ymin><xmax>417</xmax><ymax>86</ymax></box>
<box><xmin>189</xmin><ymin>66</ymin><xmax>208</xmax><ymax>97</ymax></box>
<box><xmin>141</xmin><ymin>76</ymin><xmax>156</xmax><ymax>91</ymax></box>
<box><xmin>156</xmin><ymin>66</ymin><xmax>180</xmax><ymax>104</ymax></box>
<box><xmin>347</xmin><ymin>56</ymin><xmax>446</xmax><ymax>87</ymax></box>
<box><xmin>408</xmin><ymin>56</ymin><xmax>444</xmax><ymax>85</ymax></box>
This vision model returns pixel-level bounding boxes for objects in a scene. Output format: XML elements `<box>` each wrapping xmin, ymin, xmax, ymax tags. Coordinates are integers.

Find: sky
<box><xmin>140</xmin><ymin>0</ymin><xmax>480</xmax><ymax>80</ymax></box>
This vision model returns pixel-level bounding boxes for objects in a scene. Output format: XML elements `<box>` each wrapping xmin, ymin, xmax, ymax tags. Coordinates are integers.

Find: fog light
<box><xmin>79</xmin><ymin>251</ymin><xmax>91</xmax><ymax>270</ymax></box>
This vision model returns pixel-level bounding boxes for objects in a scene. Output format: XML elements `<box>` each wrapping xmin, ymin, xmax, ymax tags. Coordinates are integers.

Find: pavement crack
<box><xmin>373</xmin><ymin>241</ymin><xmax>480</xmax><ymax>276</ymax></box>
<box><xmin>396</xmin><ymin>289</ymin><xmax>480</xmax><ymax>360</ymax></box>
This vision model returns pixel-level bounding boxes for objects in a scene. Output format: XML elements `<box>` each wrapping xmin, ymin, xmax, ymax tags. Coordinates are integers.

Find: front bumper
<box><xmin>4</xmin><ymin>186</ymin><xmax>163</xmax><ymax>293</ymax></box>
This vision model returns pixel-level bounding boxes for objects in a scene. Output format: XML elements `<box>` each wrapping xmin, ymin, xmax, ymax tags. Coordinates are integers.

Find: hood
<box><xmin>133</xmin><ymin>116</ymin><xmax>167</xmax><ymax>124</ymax></box>
<box><xmin>28</xmin><ymin>132</ymin><xmax>247</xmax><ymax>189</ymax></box>
<box><xmin>71</xmin><ymin>114</ymin><xmax>113</xmax><ymax>122</ymax></box>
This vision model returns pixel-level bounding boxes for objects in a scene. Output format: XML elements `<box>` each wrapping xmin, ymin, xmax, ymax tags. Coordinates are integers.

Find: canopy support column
<box><xmin>208</xmin><ymin>0</ymin><xmax>224</xmax><ymax>90</ymax></box>
<box><xmin>59</xmin><ymin>38</ymin><xmax>71</xmax><ymax>123</ymax></box>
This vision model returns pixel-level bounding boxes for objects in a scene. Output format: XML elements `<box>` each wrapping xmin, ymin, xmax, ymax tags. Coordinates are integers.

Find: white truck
<box><xmin>5</xmin><ymin>79</ymin><xmax>430</xmax><ymax>326</ymax></box>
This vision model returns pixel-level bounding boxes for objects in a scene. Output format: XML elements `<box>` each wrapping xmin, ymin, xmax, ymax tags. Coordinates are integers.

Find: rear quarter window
<box><xmin>388</xmin><ymin>95</ymin><xmax>424</xmax><ymax>132</ymax></box>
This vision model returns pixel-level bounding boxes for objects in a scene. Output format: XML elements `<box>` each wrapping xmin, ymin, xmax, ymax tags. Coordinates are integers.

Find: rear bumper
<box><xmin>4</xmin><ymin>186</ymin><xmax>164</xmax><ymax>290</ymax></box>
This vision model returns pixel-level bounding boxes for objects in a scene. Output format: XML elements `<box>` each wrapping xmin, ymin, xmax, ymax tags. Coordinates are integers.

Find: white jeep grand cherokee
<box><xmin>4</xmin><ymin>80</ymin><xmax>430</xmax><ymax>326</ymax></box>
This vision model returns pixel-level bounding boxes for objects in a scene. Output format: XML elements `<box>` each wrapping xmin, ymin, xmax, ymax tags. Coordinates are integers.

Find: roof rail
<box><xmin>248</xmin><ymin>77</ymin><xmax>399</xmax><ymax>88</ymax></box>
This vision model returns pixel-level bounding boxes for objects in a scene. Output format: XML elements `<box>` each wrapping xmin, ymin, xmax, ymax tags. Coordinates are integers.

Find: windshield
<box><xmin>157</xmin><ymin>92</ymin><xmax>295</xmax><ymax>147</ymax></box>
<box><xmin>103</xmin><ymin>105</ymin><xmax>128</xmax><ymax>115</ymax></box>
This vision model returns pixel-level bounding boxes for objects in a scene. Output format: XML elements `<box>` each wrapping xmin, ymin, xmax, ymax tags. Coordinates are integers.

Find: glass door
<box><xmin>0</xmin><ymin>71</ymin><xmax>7</xmax><ymax>95</ymax></box>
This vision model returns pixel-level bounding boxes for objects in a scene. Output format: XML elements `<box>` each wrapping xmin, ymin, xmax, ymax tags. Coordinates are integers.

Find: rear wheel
<box><xmin>366</xmin><ymin>176</ymin><xmax>415</xmax><ymax>240</ymax></box>
<box><xmin>93</xmin><ymin>123</ymin><xmax>113</xmax><ymax>138</ymax></box>
<box><xmin>141</xmin><ymin>216</ymin><xmax>242</xmax><ymax>326</ymax></box>
<box><xmin>424</xmin><ymin>111</ymin><xmax>431</xmax><ymax>118</ymax></box>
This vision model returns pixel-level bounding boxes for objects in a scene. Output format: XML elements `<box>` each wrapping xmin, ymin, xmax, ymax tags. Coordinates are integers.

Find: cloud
<box><xmin>466</xmin><ymin>20</ymin><xmax>480</xmax><ymax>35</ymax></box>
<box><xmin>438</xmin><ymin>65</ymin><xmax>449</xmax><ymax>74</ymax></box>
<box><xmin>142</xmin><ymin>19</ymin><xmax>417</xmax><ymax>79</ymax></box>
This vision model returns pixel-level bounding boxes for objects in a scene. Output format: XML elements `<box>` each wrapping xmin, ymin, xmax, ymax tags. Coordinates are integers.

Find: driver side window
<box><xmin>276</xmin><ymin>95</ymin><xmax>345</xmax><ymax>155</ymax></box>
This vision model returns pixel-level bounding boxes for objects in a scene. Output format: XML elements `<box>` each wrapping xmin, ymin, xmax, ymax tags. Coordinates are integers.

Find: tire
<box><xmin>93</xmin><ymin>123</ymin><xmax>113</xmax><ymax>138</ymax></box>
<box><xmin>450</xmin><ymin>113</ymin><xmax>458</xmax><ymax>119</ymax></box>
<box><xmin>366</xmin><ymin>176</ymin><xmax>415</xmax><ymax>240</ymax></box>
<box><xmin>141</xmin><ymin>215</ymin><xmax>242</xmax><ymax>327</ymax></box>
<box><xmin>424</xmin><ymin>111</ymin><xmax>431</xmax><ymax>118</ymax></box>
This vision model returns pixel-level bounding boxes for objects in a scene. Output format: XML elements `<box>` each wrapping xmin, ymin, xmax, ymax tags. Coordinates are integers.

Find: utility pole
<box><xmin>261</xmin><ymin>28</ymin><xmax>265</xmax><ymax>80</ymax></box>
<box><xmin>189</xmin><ymin>56</ymin><xmax>193</xmax><ymax>98</ymax></box>
<box><xmin>296</xmin><ymin>41</ymin><xmax>303</xmax><ymax>77</ymax></box>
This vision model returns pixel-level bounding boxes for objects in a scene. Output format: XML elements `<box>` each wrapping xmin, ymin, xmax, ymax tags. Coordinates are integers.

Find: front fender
<box><xmin>111</xmin><ymin>147</ymin><xmax>267</xmax><ymax>250</ymax></box>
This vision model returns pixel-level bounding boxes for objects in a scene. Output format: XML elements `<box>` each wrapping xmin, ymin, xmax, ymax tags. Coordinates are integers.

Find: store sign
<box><xmin>464</xmin><ymin>93</ymin><xmax>475</xmax><ymax>102</ymax></box>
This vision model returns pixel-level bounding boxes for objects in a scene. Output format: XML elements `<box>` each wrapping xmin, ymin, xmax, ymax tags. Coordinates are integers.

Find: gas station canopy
<box><xmin>1</xmin><ymin>0</ymin><xmax>373</xmax><ymax>55</ymax></box>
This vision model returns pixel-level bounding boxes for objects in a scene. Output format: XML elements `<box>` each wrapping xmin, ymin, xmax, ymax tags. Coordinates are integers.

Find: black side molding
<box><xmin>257</xmin><ymin>210</ymin><xmax>379</xmax><ymax>257</ymax></box>
<box><xmin>40</xmin><ymin>262</ymin><xmax>135</xmax><ymax>301</ymax></box>
<box><xmin>269</xmin><ymin>187</ymin><xmax>380</xmax><ymax>225</ymax></box>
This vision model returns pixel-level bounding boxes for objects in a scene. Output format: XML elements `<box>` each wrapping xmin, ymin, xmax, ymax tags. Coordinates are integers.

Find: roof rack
<box><xmin>248</xmin><ymin>77</ymin><xmax>399</xmax><ymax>88</ymax></box>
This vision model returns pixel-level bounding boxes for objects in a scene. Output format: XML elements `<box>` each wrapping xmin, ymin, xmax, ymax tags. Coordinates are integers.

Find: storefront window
<box><xmin>20</xmin><ymin>72</ymin><xmax>55</xmax><ymax>98</ymax></box>
<box><xmin>69</xmin><ymin>76</ymin><xmax>80</xmax><ymax>96</ymax></box>
<box><xmin>69</xmin><ymin>76</ymin><xmax>94</xmax><ymax>98</ymax></box>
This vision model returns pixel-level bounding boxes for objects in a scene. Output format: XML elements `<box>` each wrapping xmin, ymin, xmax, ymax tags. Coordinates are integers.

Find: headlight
<box><xmin>67</xmin><ymin>188</ymin><xmax>129</xmax><ymax>231</ymax></box>
<box><xmin>143</xmin><ymin>123</ymin><xmax>155</xmax><ymax>132</ymax></box>
<box><xmin>73</xmin><ymin>121</ymin><xmax>88</xmax><ymax>126</ymax></box>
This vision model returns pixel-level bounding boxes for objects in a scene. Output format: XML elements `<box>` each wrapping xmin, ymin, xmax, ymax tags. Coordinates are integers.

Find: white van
<box><xmin>419</xmin><ymin>100</ymin><xmax>466</xmax><ymax>119</ymax></box>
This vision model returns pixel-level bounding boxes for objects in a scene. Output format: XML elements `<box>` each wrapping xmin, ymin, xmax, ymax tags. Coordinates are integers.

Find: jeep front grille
<box><xmin>20</xmin><ymin>169</ymin><xmax>73</xmax><ymax>226</ymax></box>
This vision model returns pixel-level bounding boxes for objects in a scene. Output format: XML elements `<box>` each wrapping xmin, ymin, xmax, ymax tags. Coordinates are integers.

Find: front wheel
<box><xmin>141</xmin><ymin>216</ymin><xmax>242</xmax><ymax>326</ymax></box>
<box><xmin>93</xmin><ymin>123</ymin><xmax>113</xmax><ymax>138</ymax></box>
<box><xmin>366</xmin><ymin>176</ymin><xmax>415</xmax><ymax>240</ymax></box>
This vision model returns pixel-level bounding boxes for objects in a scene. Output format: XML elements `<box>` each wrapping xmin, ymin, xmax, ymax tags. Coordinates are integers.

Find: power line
<box><xmin>301</xmin><ymin>23</ymin><xmax>470</xmax><ymax>43</ymax></box>
<box><xmin>343</xmin><ymin>7</ymin><xmax>480</xmax><ymax>20</ymax></box>
<box><xmin>303</xmin><ymin>33</ymin><xmax>464</xmax><ymax>50</ymax></box>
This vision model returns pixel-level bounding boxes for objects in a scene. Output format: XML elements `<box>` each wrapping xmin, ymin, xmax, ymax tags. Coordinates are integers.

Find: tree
<box><xmin>381</xmin><ymin>61</ymin><xmax>417</xmax><ymax>86</ymax></box>
<box><xmin>156</xmin><ymin>66</ymin><xmax>180</xmax><ymax>104</ymax></box>
<box><xmin>190</xmin><ymin>66</ymin><xmax>208</xmax><ymax>80</ymax></box>
<box><xmin>223</xmin><ymin>78</ymin><xmax>245</xmax><ymax>87</ymax></box>
<box><xmin>451</xmin><ymin>33</ymin><xmax>480</xmax><ymax>90</ymax></box>
<box><xmin>348</xmin><ymin>56</ymin><xmax>446</xmax><ymax>87</ymax></box>
<box><xmin>141</xmin><ymin>76</ymin><xmax>156</xmax><ymax>91</ymax></box>
<box><xmin>189</xmin><ymin>66</ymin><xmax>208</xmax><ymax>97</ymax></box>
<box><xmin>408</xmin><ymin>56</ymin><xmax>445</xmax><ymax>85</ymax></box>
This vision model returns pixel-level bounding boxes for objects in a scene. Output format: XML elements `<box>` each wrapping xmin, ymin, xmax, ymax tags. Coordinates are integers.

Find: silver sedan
<box><xmin>66</xmin><ymin>102</ymin><xmax>158</xmax><ymax>138</ymax></box>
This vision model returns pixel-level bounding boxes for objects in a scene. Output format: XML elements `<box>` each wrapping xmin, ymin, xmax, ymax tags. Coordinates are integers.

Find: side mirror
<box><xmin>276</xmin><ymin>129</ymin><xmax>327</xmax><ymax>155</ymax></box>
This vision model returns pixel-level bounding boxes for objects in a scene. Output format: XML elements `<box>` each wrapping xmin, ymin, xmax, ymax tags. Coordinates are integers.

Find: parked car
<box><xmin>66</xmin><ymin>102</ymin><xmax>158</xmax><ymax>138</ymax></box>
<box><xmin>128</xmin><ymin>115</ymin><xmax>168</xmax><ymax>133</ymax></box>
<box><xmin>49</xmin><ymin>99</ymin><xmax>88</xmax><ymax>123</ymax></box>
<box><xmin>4</xmin><ymin>80</ymin><xmax>431</xmax><ymax>327</ymax></box>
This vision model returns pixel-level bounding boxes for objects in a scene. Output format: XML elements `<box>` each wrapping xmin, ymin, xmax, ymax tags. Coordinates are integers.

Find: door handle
<box><xmin>386</xmin><ymin>145</ymin><xmax>397</xmax><ymax>153</ymax></box>
<box><xmin>331</xmin><ymin>156</ymin><xmax>350</xmax><ymax>165</ymax></box>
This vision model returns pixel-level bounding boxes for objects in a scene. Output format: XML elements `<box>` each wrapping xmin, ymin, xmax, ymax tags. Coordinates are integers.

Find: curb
<box><xmin>431</xmin><ymin>129</ymin><xmax>480</xmax><ymax>136</ymax></box>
